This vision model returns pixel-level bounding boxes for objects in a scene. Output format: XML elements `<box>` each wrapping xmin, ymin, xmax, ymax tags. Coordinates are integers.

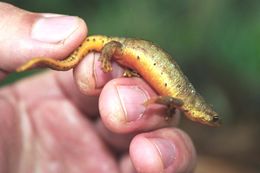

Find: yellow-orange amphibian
<box><xmin>17</xmin><ymin>35</ymin><xmax>221</xmax><ymax>126</ymax></box>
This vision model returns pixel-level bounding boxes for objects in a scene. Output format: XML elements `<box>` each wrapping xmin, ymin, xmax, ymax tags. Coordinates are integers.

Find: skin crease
<box><xmin>0</xmin><ymin>2</ymin><xmax>196</xmax><ymax>173</ymax></box>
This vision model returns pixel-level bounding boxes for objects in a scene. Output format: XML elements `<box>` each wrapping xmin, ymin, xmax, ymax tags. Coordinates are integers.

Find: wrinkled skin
<box><xmin>0</xmin><ymin>2</ymin><xmax>196</xmax><ymax>173</ymax></box>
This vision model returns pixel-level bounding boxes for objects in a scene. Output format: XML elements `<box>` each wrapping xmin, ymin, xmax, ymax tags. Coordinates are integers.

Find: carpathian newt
<box><xmin>16</xmin><ymin>35</ymin><xmax>221</xmax><ymax>127</ymax></box>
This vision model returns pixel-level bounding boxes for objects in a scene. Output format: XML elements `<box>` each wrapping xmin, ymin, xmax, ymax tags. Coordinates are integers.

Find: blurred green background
<box><xmin>1</xmin><ymin>0</ymin><xmax>260</xmax><ymax>172</ymax></box>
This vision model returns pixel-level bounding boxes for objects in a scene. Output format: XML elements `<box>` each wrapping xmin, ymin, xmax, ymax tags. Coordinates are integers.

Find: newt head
<box><xmin>200</xmin><ymin>111</ymin><xmax>221</xmax><ymax>127</ymax></box>
<box><xmin>186</xmin><ymin>105</ymin><xmax>221</xmax><ymax>127</ymax></box>
<box><xmin>183</xmin><ymin>94</ymin><xmax>221</xmax><ymax>127</ymax></box>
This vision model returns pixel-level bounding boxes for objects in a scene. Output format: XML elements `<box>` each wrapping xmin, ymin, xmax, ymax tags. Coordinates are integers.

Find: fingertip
<box><xmin>98</xmin><ymin>78</ymin><xmax>127</xmax><ymax>131</ymax></box>
<box><xmin>99</xmin><ymin>78</ymin><xmax>155</xmax><ymax>133</ymax></box>
<box><xmin>74</xmin><ymin>52</ymin><xmax>100</xmax><ymax>95</ymax></box>
<box><xmin>74</xmin><ymin>52</ymin><xmax>124</xmax><ymax>96</ymax></box>
<box><xmin>31</xmin><ymin>15</ymin><xmax>87</xmax><ymax>44</ymax></box>
<box><xmin>130</xmin><ymin>128</ymin><xmax>197</xmax><ymax>173</ymax></box>
<box><xmin>130</xmin><ymin>135</ymin><xmax>163</xmax><ymax>173</ymax></box>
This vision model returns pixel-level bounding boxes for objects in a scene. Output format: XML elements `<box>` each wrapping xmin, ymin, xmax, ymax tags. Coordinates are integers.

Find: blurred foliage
<box><xmin>1</xmin><ymin>0</ymin><xmax>260</xmax><ymax>170</ymax></box>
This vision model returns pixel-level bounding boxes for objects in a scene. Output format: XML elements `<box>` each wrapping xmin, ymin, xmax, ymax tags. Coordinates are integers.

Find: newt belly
<box><xmin>16</xmin><ymin>35</ymin><xmax>221</xmax><ymax>127</ymax></box>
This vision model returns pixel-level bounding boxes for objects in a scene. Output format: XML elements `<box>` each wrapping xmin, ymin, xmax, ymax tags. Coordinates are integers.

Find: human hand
<box><xmin>0</xmin><ymin>2</ymin><xmax>196</xmax><ymax>173</ymax></box>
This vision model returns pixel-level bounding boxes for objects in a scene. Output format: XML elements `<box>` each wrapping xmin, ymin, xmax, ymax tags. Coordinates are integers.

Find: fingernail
<box><xmin>116</xmin><ymin>85</ymin><xmax>147</xmax><ymax>122</ymax></box>
<box><xmin>149</xmin><ymin>138</ymin><xmax>176</xmax><ymax>169</ymax></box>
<box><xmin>31</xmin><ymin>15</ymin><xmax>79</xmax><ymax>43</ymax></box>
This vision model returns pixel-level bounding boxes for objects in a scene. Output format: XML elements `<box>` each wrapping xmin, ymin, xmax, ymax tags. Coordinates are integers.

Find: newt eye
<box><xmin>212</xmin><ymin>115</ymin><xmax>219</xmax><ymax>122</ymax></box>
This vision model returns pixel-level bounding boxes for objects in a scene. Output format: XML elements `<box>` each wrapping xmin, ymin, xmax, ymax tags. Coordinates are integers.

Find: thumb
<box><xmin>0</xmin><ymin>2</ymin><xmax>87</xmax><ymax>76</ymax></box>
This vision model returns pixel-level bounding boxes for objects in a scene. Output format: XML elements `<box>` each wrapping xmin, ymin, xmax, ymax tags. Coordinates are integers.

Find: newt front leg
<box><xmin>144</xmin><ymin>96</ymin><xmax>184</xmax><ymax>120</ymax></box>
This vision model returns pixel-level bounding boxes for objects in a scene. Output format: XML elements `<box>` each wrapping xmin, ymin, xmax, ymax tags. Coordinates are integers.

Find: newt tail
<box><xmin>17</xmin><ymin>36</ymin><xmax>109</xmax><ymax>72</ymax></box>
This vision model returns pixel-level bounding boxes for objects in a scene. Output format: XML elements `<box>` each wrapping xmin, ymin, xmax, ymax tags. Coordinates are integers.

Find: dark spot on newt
<box><xmin>165</xmin><ymin>83</ymin><xmax>167</xmax><ymax>87</ymax></box>
<box><xmin>86</xmin><ymin>38</ymin><xmax>90</xmax><ymax>42</ymax></box>
<box><xmin>93</xmin><ymin>38</ymin><xmax>96</xmax><ymax>42</ymax></box>
<box><xmin>137</xmin><ymin>55</ymin><xmax>140</xmax><ymax>60</ymax></box>
<box><xmin>102</xmin><ymin>40</ymin><xmax>104</xmax><ymax>43</ymax></box>
<box><xmin>153</xmin><ymin>63</ymin><xmax>156</xmax><ymax>66</ymax></box>
<box><xmin>177</xmin><ymin>84</ymin><xmax>181</xmax><ymax>88</ymax></box>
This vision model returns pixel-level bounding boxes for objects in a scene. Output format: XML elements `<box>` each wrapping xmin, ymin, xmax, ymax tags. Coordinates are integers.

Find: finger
<box><xmin>130</xmin><ymin>128</ymin><xmax>196</xmax><ymax>173</ymax></box>
<box><xmin>98</xmin><ymin>77</ymin><xmax>180</xmax><ymax>133</ymax></box>
<box><xmin>74</xmin><ymin>52</ymin><xmax>124</xmax><ymax>96</ymax></box>
<box><xmin>0</xmin><ymin>2</ymin><xmax>87</xmax><ymax>76</ymax></box>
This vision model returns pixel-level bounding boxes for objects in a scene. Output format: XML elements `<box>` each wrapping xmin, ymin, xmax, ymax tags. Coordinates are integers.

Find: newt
<box><xmin>16</xmin><ymin>35</ymin><xmax>221</xmax><ymax>127</ymax></box>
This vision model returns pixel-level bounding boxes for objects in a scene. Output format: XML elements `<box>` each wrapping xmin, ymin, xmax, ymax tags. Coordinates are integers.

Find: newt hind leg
<box><xmin>123</xmin><ymin>69</ymin><xmax>140</xmax><ymax>77</ymax></box>
<box><xmin>144</xmin><ymin>96</ymin><xmax>184</xmax><ymax>120</ymax></box>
